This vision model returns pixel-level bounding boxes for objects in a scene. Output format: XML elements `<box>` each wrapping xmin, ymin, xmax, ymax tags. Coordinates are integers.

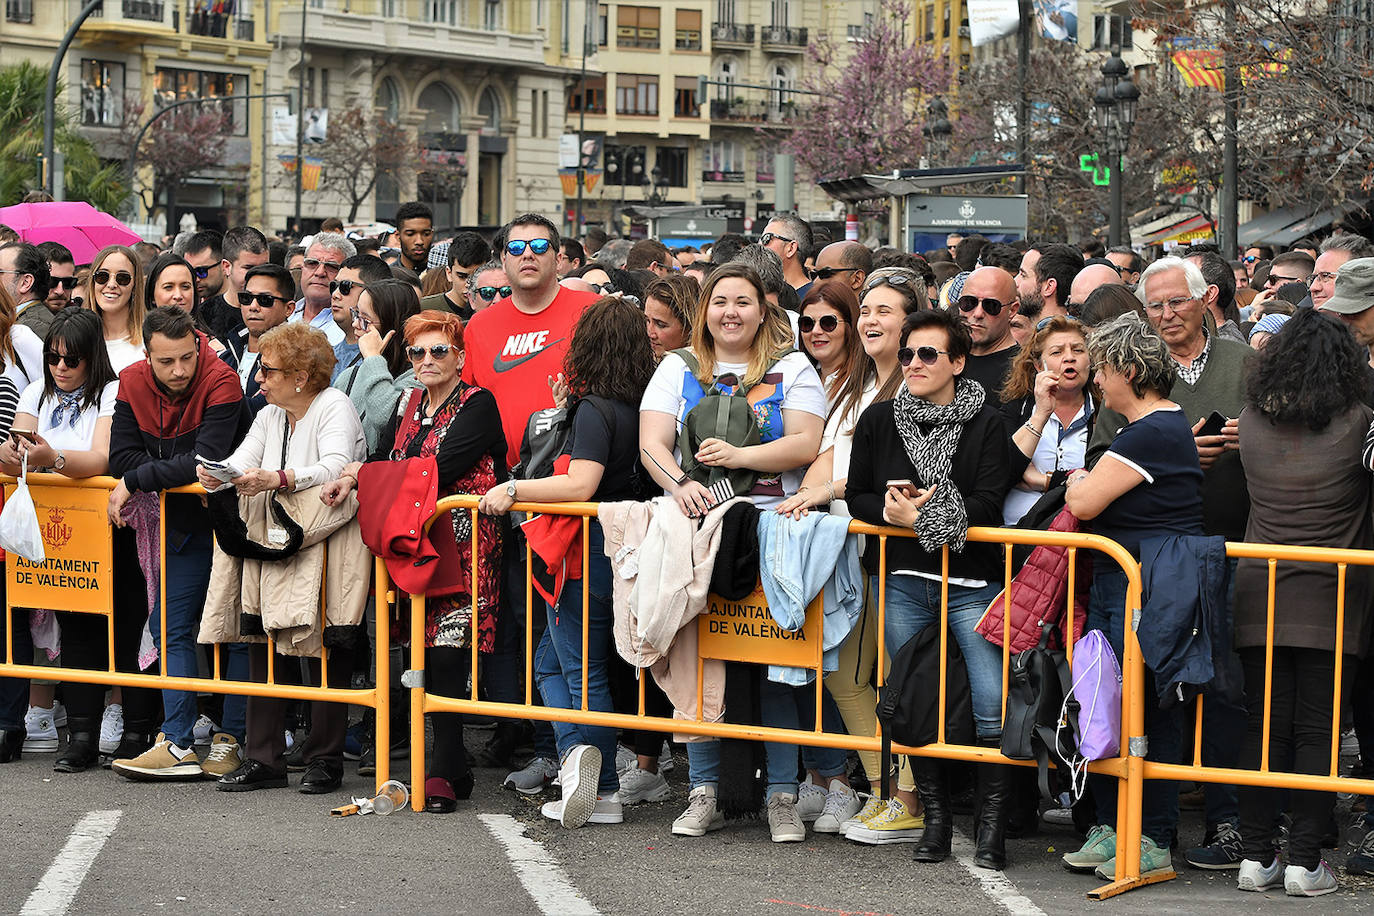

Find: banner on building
<box><xmin>301</xmin><ymin>157</ymin><xmax>323</xmax><ymax>191</ymax></box>
<box><xmin>304</xmin><ymin>108</ymin><xmax>328</xmax><ymax>144</ymax></box>
<box><xmin>966</xmin><ymin>0</ymin><xmax>1018</xmax><ymax>46</ymax></box>
<box><xmin>271</xmin><ymin>107</ymin><xmax>295</xmax><ymax>146</ymax></box>
<box><xmin>1034</xmin><ymin>0</ymin><xmax>1077</xmax><ymax>42</ymax></box>
<box><xmin>558</xmin><ymin>168</ymin><xmax>603</xmax><ymax>198</ymax></box>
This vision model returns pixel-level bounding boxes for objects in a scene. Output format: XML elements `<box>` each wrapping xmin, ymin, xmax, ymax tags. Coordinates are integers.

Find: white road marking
<box><xmin>20</xmin><ymin>810</ymin><xmax>122</xmax><ymax>916</ymax></box>
<box><xmin>479</xmin><ymin>813</ymin><xmax>601</xmax><ymax>916</ymax></box>
<box><xmin>952</xmin><ymin>829</ymin><xmax>1049</xmax><ymax>916</ymax></box>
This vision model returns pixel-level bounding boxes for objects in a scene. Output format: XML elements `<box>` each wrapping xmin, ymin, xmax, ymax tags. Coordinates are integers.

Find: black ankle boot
<box><xmin>973</xmin><ymin>738</ymin><xmax>1012</xmax><ymax>870</ymax></box>
<box><xmin>0</xmin><ymin>728</ymin><xmax>22</xmax><ymax>763</ymax></box>
<box><xmin>55</xmin><ymin>717</ymin><xmax>100</xmax><ymax>773</ymax></box>
<box><xmin>103</xmin><ymin>726</ymin><xmax>156</xmax><ymax>769</ymax></box>
<box><xmin>912</xmin><ymin>755</ymin><xmax>953</xmax><ymax>863</ymax></box>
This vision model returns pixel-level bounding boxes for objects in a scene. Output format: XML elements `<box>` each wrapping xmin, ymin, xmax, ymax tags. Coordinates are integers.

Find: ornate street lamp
<box><xmin>641</xmin><ymin>164</ymin><xmax>670</xmax><ymax>206</ymax></box>
<box><xmin>1094</xmin><ymin>45</ymin><xmax>1139</xmax><ymax>247</ymax></box>
<box><xmin>922</xmin><ymin>97</ymin><xmax>952</xmax><ymax>165</ymax></box>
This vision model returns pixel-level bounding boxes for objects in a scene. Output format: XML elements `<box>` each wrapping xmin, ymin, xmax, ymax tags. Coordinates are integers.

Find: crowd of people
<box><xmin>2</xmin><ymin>207</ymin><xmax>1374</xmax><ymax>897</ymax></box>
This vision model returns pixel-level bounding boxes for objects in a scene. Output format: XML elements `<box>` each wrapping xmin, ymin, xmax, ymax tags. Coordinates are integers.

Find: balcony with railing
<box><xmin>711</xmin><ymin>23</ymin><xmax>754</xmax><ymax>46</ymax></box>
<box><xmin>701</xmin><ymin>169</ymin><xmax>745</xmax><ymax>183</ymax></box>
<box><xmin>761</xmin><ymin>25</ymin><xmax>808</xmax><ymax>49</ymax></box>
<box><xmin>123</xmin><ymin>0</ymin><xmax>165</xmax><ymax>20</ymax></box>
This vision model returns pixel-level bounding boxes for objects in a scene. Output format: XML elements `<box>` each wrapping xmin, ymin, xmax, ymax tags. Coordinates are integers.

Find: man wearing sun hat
<box><xmin>1318</xmin><ymin>258</ymin><xmax>1374</xmax><ymax>363</ymax></box>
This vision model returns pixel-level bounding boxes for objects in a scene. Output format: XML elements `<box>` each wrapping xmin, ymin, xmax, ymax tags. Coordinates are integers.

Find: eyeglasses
<box><xmin>505</xmin><ymin>238</ymin><xmax>553</xmax><ymax>257</ymax></box>
<box><xmin>1306</xmin><ymin>271</ymin><xmax>1340</xmax><ymax>285</ymax></box>
<box><xmin>1264</xmin><ymin>273</ymin><xmax>1304</xmax><ymax>287</ymax></box>
<box><xmin>302</xmin><ymin>257</ymin><xmax>343</xmax><ymax>273</ymax></box>
<box><xmin>799</xmin><ymin>314</ymin><xmax>844</xmax><ymax>333</ymax></box>
<box><xmin>588</xmin><ymin>282</ymin><xmax>617</xmax><ymax>295</ymax></box>
<box><xmin>45</xmin><ymin>351</ymin><xmax>83</xmax><ymax>368</ymax></box>
<box><xmin>474</xmin><ymin>285</ymin><xmax>513</xmax><ymax>302</ymax></box>
<box><xmin>1035</xmin><ymin>314</ymin><xmax>1082</xmax><ymax>332</ymax></box>
<box><xmin>957</xmin><ymin>295</ymin><xmax>1008</xmax><ymax>316</ymax></box>
<box><xmin>349</xmin><ymin>308</ymin><xmax>373</xmax><ymax>331</ymax></box>
<box><xmin>862</xmin><ymin>272</ymin><xmax>923</xmax><ymax>295</ymax></box>
<box><xmin>407</xmin><ymin>344</ymin><xmax>453</xmax><ymax>361</ymax></box>
<box><xmin>93</xmin><ymin>269</ymin><xmax>133</xmax><ymax>287</ymax></box>
<box><xmin>1142</xmin><ymin>294</ymin><xmax>1197</xmax><ymax>314</ymax></box>
<box><xmin>897</xmin><ymin>346</ymin><xmax>949</xmax><ymax>367</ymax></box>
<box><xmin>191</xmin><ymin>265</ymin><xmax>213</xmax><ymax>280</ymax></box>
<box><xmin>258</xmin><ymin>362</ymin><xmax>283</xmax><ymax>375</ymax></box>
<box><xmin>809</xmin><ymin>266</ymin><xmax>859</xmax><ymax>281</ymax></box>
<box><xmin>759</xmin><ymin>232</ymin><xmax>794</xmax><ymax>246</ymax></box>
<box><xmin>53</xmin><ymin>277</ymin><xmax>79</xmax><ymax>291</ymax></box>
<box><xmin>329</xmin><ymin>279</ymin><xmax>367</xmax><ymax>296</ymax></box>
<box><xmin>237</xmin><ymin>291</ymin><xmax>292</xmax><ymax>308</ymax></box>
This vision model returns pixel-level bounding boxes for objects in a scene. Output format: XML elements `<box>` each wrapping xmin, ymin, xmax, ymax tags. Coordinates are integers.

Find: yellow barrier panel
<box><xmin>408</xmin><ymin>494</ymin><xmax>1153</xmax><ymax>899</ymax></box>
<box><xmin>0</xmin><ymin>473</ymin><xmax>391</xmax><ymax>791</ymax></box>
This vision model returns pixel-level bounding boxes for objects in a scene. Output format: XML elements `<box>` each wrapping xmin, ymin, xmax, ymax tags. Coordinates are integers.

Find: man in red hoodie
<box><xmin>105</xmin><ymin>307</ymin><xmax>253</xmax><ymax>781</ymax></box>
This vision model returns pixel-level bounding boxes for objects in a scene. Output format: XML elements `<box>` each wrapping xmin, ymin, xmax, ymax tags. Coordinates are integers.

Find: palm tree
<box><xmin>0</xmin><ymin>61</ymin><xmax>128</xmax><ymax>212</ymax></box>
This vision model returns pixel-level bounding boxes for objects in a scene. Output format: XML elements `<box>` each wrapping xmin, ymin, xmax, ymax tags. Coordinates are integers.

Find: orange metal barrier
<box><xmin>0</xmin><ymin>473</ymin><xmax>392</xmax><ymax>790</ymax></box>
<box><xmin>408</xmin><ymin>495</ymin><xmax>1155</xmax><ymax>899</ymax></box>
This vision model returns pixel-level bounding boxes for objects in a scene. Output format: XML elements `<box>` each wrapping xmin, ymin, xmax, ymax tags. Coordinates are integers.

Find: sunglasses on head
<box><xmin>505</xmin><ymin>238</ymin><xmax>553</xmax><ymax>257</ymax></box>
<box><xmin>237</xmin><ymin>291</ymin><xmax>291</xmax><ymax>309</ymax></box>
<box><xmin>329</xmin><ymin>279</ymin><xmax>366</xmax><ymax>296</ymax></box>
<box><xmin>809</xmin><ymin>266</ymin><xmax>858</xmax><ymax>281</ymax></box>
<box><xmin>54</xmin><ymin>277</ymin><xmax>79</xmax><ymax>291</ymax></box>
<box><xmin>957</xmin><ymin>295</ymin><xmax>1007</xmax><ymax>316</ymax></box>
<box><xmin>799</xmin><ymin>314</ymin><xmax>843</xmax><ymax>333</ymax></box>
<box><xmin>407</xmin><ymin>344</ymin><xmax>453</xmax><ymax>361</ymax></box>
<box><xmin>475</xmin><ymin>285</ymin><xmax>513</xmax><ymax>302</ymax></box>
<box><xmin>93</xmin><ymin>269</ymin><xmax>133</xmax><ymax>287</ymax></box>
<box><xmin>191</xmin><ymin>265</ymin><xmax>212</xmax><ymax>280</ymax></box>
<box><xmin>1035</xmin><ymin>314</ymin><xmax>1082</xmax><ymax>332</ymax></box>
<box><xmin>862</xmin><ymin>272</ymin><xmax>923</xmax><ymax>294</ymax></box>
<box><xmin>897</xmin><ymin>346</ymin><xmax>949</xmax><ymax>367</ymax></box>
<box><xmin>45</xmin><ymin>351</ymin><xmax>83</xmax><ymax>368</ymax></box>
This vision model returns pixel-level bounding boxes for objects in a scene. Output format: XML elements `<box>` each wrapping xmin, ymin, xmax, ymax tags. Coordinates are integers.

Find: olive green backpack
<box><xmin>673</xmin><ymin>348</ymin><xmax>787</xmax><ymax>500</ymax></box>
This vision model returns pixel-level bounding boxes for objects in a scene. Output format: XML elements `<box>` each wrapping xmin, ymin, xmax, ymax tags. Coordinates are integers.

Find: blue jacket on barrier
<box><xmin>756</xmin><ymin>511</ymin><xmax>863</xmax><ymax>685</ymax></box>
<box><xmin>1138</xmin><ymin>534</ymin><xmax>1237</xmax><ymax>708</ymax></box>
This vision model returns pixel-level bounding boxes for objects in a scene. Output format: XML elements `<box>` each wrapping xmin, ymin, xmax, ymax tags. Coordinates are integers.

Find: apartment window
<box><xmin>1092</xmin><ymin>14</ymin><xmax>1133</xmax><ymax>51</ymax></box>
<box><xmin>568</xmin><ymin>74</ymin><xmax>607</xmax><ymax>113</ymax></box>
<box><xmin>6</xmin><ymin>0</ymin><xmax>34</xmax><ymax>23</ymax></box>
<box><xmin>616</xmin><ymin>74</ymin><xmax>659</xmax><ymax>116</ymax></box>
<box><xmin>706</xmin><ymin>139</ymin><xmax>744</xmax><ymax>175</ymax></box>
<box><xmin>598</xmin><ymin>3</ymin><xmax>608</xmax><ymax>45</ymax></box>
<box><xmin>676</xmin><ymin>9</ymin><xmax>702</xmax><ymax>50</ymax></box>
<box><xmin>656</xmin><ymin>146</ymin><xmax>689</xmax><ymax>187</ymax></box>
<box><xmin>770</xmin><ymin>0</ymin><xmax>791</xmax><ymax>27</ymax></box>
<box><xmin>483</xmin><ymin>0</ymin><xmax>502</xmax><ymax>31</ymax></box>
<box><xmin>425</xmin><ymin>0</ymin><xmax>459</xmax><ymax>24</ymax></box>
<box><xmin>717</xmin><ymin>0</ymin><xmax>736</xmax><ymax>25</ymax></box>
<box><xmin>81</xmin><ymin>60</ymin><xmax>125</xmax><ymax>127</ymax></box>
<box><xmin>541</xmin><ymin>89</ymin><xmax>550</xmax><ymax>136</ymax></box>
<box><xmin>153</xmin><ymin>67</ymin><xmax>246</xmax><ymax>135</ymax></box>
<box><xmin>673</xmin><ymin>76</ymin><xmax>700</xmax><ymax>117</ymax></box>
<box><xmin>617</xmin><ymin>5</ymin><xmax>660</xmax><ymax>49</ymax></box>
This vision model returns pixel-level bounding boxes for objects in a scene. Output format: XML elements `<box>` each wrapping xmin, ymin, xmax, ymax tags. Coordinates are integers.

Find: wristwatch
<box><xmin>53</xmin><ymin>451</ymin><xmax>66</xmax><ymax>471</ymax></box>
<box><xmin>505</xmin><ymin>480</ymin><xmax>518</xmax><ymax>499</ymax></box>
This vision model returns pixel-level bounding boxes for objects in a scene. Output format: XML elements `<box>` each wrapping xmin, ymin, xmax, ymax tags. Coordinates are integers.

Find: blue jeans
<box><xmin>1086</xmin><ymin>565</ymin><xmax>1183</xmax><ymax>848</ymax></box>
<box><xmin>151</xmin><ymin>530</ymin><xmax>214</xmax><ymax>748</ymax></box>
<box><xmin>498</xmin><ymin>538</ymin><xmax>557</xmax><ymax>759</ymax></box>
<box><xmin>533</xmin><ymin>521</ymin><xmax>618</xmax><ymax>796</ymax></box>
<box><xmin>876</xmin><ymin>574</ymin><xmax>1005</xmax><ymax>740</ymax></box>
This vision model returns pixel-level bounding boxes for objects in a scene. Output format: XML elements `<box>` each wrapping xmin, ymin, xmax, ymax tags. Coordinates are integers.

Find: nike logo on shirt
<box><xmin>493</xmin><ymin>334</ymin><xmax>565</xmax><ymax>372</ymax></box>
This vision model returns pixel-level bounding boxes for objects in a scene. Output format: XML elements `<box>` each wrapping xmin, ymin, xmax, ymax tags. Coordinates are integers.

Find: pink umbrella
<box><xmin>0</xmin><ymin>201</ymin><xmax>143</xmax><ymax>265</ymax></box>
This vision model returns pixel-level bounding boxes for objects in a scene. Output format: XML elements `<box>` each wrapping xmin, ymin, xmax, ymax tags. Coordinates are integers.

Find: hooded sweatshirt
<box><xmin>109</xmin><ymin>330</ymin><xmax>253</xmax><ymax>544</ymax></box>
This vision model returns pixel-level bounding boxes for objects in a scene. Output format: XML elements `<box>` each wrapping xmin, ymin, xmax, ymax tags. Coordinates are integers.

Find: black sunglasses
<box><xmin>799</xmin><ymin>314</ymin><xmax>843</xmax><ymax>333</ymax></box>
<box><xmin>957</xmin><ymin>295</ymin><xmax>1007</xmax><ymax>316</ymax></box>
<box><xmin>191</xmin><ymin>265</ymin><xmax>212</xmax><ymax>280</ymax></box>
<box><xmin>588</xmin><ymin>282</ymin><xmax>617</xmax><ymax>295</ymax></box>
<box><xmin>759</xmin><ymin>231</ymin><xmax>794</xmax><ymax>246</ymax></box>
<box><xmin>475</xmin><ymin>285</ymin><xmax>513</xmax><ymax>302</ymax></box>
<box><xmin>93</xmin><ymin>269</ymin><xmax>133</xmax><ymax>287</ymax></box>
<box><xmin>237</xmin><ymin>291</ymin><xmax>292</xmax><ymax>308</ymax></box>
<box><xmin>330</xmin><ymin>279</ymin><xmax>366</xmax><ymax>296</ymax></box>
<box><xmin>809</xmin><ymin>266</ymin><xmax>858</xmax><ymax>281</ymax></box>
<box><xmin>45</xmin><ymin>351</ymin><xmax>83</xmax><ymax>368</ymax></box>
<box><xmin>54</xmin><ymin>277</ymin><xmax>79</xmax><ymax>290</ymax></box>
<box><xmin>407</xmin><ymin>344</ymin><xmax>453</xmax><ymax>361</ymax></box>
<box><xmin>897</xmin><ymin>345</ymin><xmax>949</xmax><ymax>367</ymax></box>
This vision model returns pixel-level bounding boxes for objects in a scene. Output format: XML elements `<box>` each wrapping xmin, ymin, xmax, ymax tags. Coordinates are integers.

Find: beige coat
<box><xmin>200</xmin><ymin>487</ymin><xmax>371</xmax><ymax>657</ymax></box>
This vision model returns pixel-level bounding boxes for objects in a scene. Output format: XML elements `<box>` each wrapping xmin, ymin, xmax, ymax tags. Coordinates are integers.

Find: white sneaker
<box><xmin>615</xmin><ymin>743</ymin><xmax>636</xmax><ymax>776</ymax></box>
<box><xmin>23</xmin><ymin>706</ymin><xmax>58</xmax><ymax>753</ymax></box>
<box><xmin>193</xmin><ymin>714</ymin><xmax>218</xmax><ymax>745</ymax></box>
<box><xmin>659</xmin><ymin>740</ymin><xmax>675</xmax><ymax>774</ymax></box>
<box><xmin>840</xmin><ymin>795</ymin><xmax>888</xmax><ymax>835</ymax></box>
<box><xmin>795</xmin><ymin>774</ymin><xmax>827</xmax><ymax>823</ymax></box>
<box><xmin>99</xmin><ymin>704</ymin><xmax>124</xmax><ymax>754</ymax></box>
<box><xmin>1237</xmin><ymin>857</ymin><xmax>1284</xmax><ymax>892</ymax></box>
<box><xmin>557</xmin><ymin>745</ymin><xmax>602</xmax><ymax>829</ymax></box>
<box><xmin>618</xmin><ymin>766</ymin><xmax>671</xmax><ymax>804</ymax></box>
<box><xmin>672</xmin><ymin>784</ymin><xmax>725</xmax><ymax>836</ymax></box>
<box><xmin>541</xmin><ymin>792</ymin><xmax>624</xmax><ymax>825</ymax></box>
<box><xmin>813</xmin><ymin>779</ymin><xmax>863</xmax><ymax>834</ymax></box>
<box><xmin>52</xmin><ymin>701</ymin><xmax>67</xmax><ymax>729</ymax></box>
<box><xmin>767</xmin><ymin>792</ymin><xmax>806</xmax><ymax>843</ymax></box>
<box><xmin>1284</xmin><ymin>861</ymin><xmax>1339</xmax><ymax>897</ymax></box>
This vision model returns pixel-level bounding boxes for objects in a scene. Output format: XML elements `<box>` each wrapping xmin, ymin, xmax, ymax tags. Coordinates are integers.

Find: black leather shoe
<box><xmin>54</xmin><ymin>718</ymin><xmax>100</xmax><ymax>773</ymax></box>
<box><xmin>218</xmin><ymin>759</ymin><xmax>289</xmax><ymax>792</ymax></box>
<box><xmin>102</xmin><ymin>730</ymin><xmax>155</xmax><ymax>769</ymax></box>
<box><xmin>0</xmin><ymin>728</ymin><xmax>22</xmax><ymax>763</ymax></box>
<box><xmin>299</xmin><ymin>759</ymin><xmax>344</xmax><ymax>794</ymax></box>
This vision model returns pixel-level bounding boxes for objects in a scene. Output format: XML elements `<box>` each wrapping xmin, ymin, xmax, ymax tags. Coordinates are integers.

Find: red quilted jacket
<box><xmin>975</xmin><ymin>506</ymin><xmax>1090</xmax><ymax>653</ymax></box>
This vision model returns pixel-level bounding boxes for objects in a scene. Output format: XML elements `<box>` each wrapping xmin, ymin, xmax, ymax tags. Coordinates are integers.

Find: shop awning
<box><xmin>1237</xmin><ymin>204</ymin><xmax>1311</xmax><ymax>247</ymax></box>
<box><xmin>1265</xmin><ymin>200</ymin><xmax>1370</xmax><ymax>248</ymax></box>
<box><xmin>1134</xmin><ymin>211</ymin><xmax>1215</xmax><ymax>245</ymax></box>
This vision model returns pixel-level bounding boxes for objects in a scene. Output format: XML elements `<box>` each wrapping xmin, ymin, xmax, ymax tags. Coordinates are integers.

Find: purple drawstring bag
<box><xmin>1057</xmin><ymin>629</ymin><xmax>1121</xmax><ymax>799</ymax></box>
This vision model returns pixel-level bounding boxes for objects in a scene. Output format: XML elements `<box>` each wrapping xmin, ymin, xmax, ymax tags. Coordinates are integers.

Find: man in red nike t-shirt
<box><xmin>462</xmin><ymin>213</ymin><xmax>598</xmax><ymax>468</ymax></box>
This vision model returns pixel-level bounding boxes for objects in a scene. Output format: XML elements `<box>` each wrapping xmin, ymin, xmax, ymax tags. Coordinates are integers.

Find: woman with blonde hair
<box><xmin>83</xmin><ymin>244</ymin><xmax>146</xmax><ymax>373</ymax></box>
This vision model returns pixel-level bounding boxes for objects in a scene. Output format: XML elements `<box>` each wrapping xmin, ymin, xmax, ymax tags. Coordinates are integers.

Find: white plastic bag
<box><xmin>0</xmin><ymin>454</ymin><xmax>46</xmax><ymax>563</ymax></box>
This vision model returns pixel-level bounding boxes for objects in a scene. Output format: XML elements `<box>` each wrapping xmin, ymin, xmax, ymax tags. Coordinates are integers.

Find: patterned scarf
<box><xmin>51</xmin><ymin>385</ymin><xmax>86</xmax><ymax>429</ymax></box>
<box><xmin>892</xmin><ymin>376</ymin><xmax>985</xmax><ymax>553</ymax></box>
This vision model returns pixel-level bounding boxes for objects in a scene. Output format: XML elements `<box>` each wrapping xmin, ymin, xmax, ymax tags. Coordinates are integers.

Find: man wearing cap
<box><xmin>1312</xmin><ymin>237</ymin><xmax>1374</xmax><ymax>311</ymax></box>
<box><xmin>1321</xmin><ymin>258</ymin><xmax>1374</xmax><ymax>366</ymax></box>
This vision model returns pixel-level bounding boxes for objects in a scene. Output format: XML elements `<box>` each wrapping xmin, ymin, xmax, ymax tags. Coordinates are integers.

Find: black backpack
<box><xmin>1000</xmin><ymin>622</ymin><xmax>1078</xmax><ymax>801</ymax></box>
<box><xmin>876</xmin><ymin>622</ymin><xmax>974</xmax><ymax>782</ymax></box>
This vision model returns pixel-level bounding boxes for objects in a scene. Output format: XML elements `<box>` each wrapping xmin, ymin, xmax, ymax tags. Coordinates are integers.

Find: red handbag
<box><xmin>356</xmin><ymin>456</ymin><xmax>466</xmax><ymax>597</ymax></box>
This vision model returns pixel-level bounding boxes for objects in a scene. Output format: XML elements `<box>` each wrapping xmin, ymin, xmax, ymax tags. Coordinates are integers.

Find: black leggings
<box><xmin>1238</xmin><ymin>645</ymin><xmax>1354</xmax><ymax>869</ymax></box>
<box><xmin>428</xmin><ymin>646</ymin><xmax>472</xmax><ymax>784</ymax></box>
<box><xmin>609</xmin><ymin>654</ymin><xmax>674</xmax><ymax>758</ymax></box>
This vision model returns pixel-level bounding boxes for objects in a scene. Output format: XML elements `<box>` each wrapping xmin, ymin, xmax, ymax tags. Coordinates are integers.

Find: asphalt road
<box><xmin>4</xmin><ymin>731</ymin><xmax>1374</xmax><ymax>916</ymax></box>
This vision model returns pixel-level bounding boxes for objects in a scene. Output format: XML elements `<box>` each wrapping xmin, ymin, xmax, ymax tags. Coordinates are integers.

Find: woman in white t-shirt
<box><xmin>0</xmin><ymin>308</ymin><xmax>120</xmax><ymax>774</ymax></box>
<box><xmin>0</xmin><ymin>281</ymin><xmax>45</xmax><ymax>393</ymax></box>
<box><xmin>82</xmin><ymin>245</ymin><xmax>147</xmax><ymax>374</ymax></box>
<box><xmin>640</xmin><ymin>261</ymin><xmax>828</xmax><ymax>844</ymax></box>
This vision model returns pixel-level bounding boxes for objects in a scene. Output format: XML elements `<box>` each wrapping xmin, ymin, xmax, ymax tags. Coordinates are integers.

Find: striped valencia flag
<box><xmin>1171</xmin><ymin>47</ymin><xmax>1225</xmax><ymax>90</ymax></box>
<box><xmin>302</xmin><ymin>157</ymin><xmax>323</xmax><ymax>191</ymax></box>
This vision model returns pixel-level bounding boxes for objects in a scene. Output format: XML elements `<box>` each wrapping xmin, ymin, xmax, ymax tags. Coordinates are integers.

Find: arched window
<box><xmin>769</xmin><ymin>61</ymin><xmax>794</xmax><ymax>114</ymax></box>
<box><xmin>375</xmin><ymin>77</ymin><xmax>401</xmax><ymax>123</ymax></box>
<box><xmin>417</xmin><ymin>82</ymin><xmax>461</xmax><ymax>137</ymax></box>
<box><xmin>478</xmin><ymin>88</ymin><xmax>501</xmax><ymax>135</ymax></box>
<box><xmin>714</xmin><ymin>57</ymin><xmax>738</xmax><ymax>100</ymax></box>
